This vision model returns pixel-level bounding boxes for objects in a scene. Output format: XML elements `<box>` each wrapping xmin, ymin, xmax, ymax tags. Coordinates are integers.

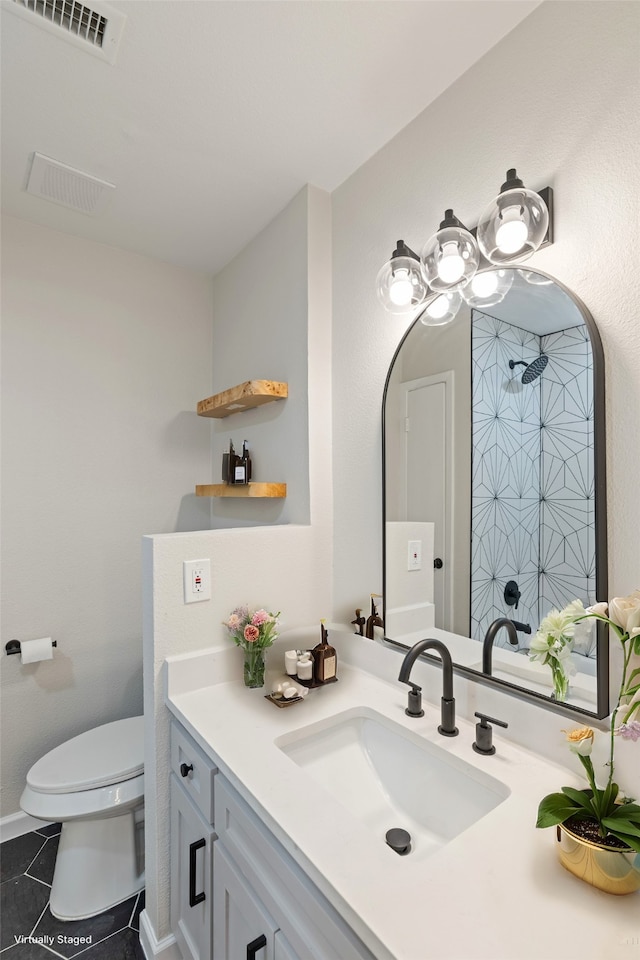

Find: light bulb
<box><xmin>421</xmin><ymin>211</ymin><xmax>479</xmax><ymax>292</ymax></box>
<box><xmin>495</xmin><ymin>207</ymin><xmax>528</xmax><ymax>254</ymax></box>
<box><xmin>388</xmin><ymin>269</ymin><xmax>413</xmax><ymax>306</ymax></box>
<box><xmin>460</xmin><ymin>268</ymin><xmax>513</xmax><ymax>308</ymax></box>
<box><xmin>477</xmin><ymin>170</ymin><xmax>549</xmax><ymax>265</ymax></box>
<box><xmin>469</xmin><ymin>272</ymin><xmax>499</xmax><ymax>297</ymax></box>
<box><xmin>420</xmin><ymin>290</ymin><xmax>462</xmax><ymax>326</ymax></box>
<box><xmin>426</xmin><ymin>294</ymin><xmax>451</xmax><ymax>320</ymax></box>
<box><xmin>437</xmin><ymin>241</ymin><xmax>465</xmax><ymax>284</ymax></box>
<box><xmin>376</xmin><ymin>242</ymin><xmax>429</xmax><ymax>315</ymax></box>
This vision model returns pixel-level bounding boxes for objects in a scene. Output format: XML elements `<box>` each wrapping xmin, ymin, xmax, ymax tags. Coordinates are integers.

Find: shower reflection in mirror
<box><xmin>383</xmin><ymin>268</ymin><xmax>607</xmax><ymax>717</ymax></box>
<box><xmin>470</xmin><ymin>308</ymin><xmax>595</xmax><ymax>658</ymax></box>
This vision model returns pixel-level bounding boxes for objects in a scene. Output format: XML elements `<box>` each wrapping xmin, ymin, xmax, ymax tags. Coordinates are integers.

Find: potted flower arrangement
<box><xmin>530</xmin><ymin>591</ymin><xmax>640</xmax><ymax>894</ymax></box>
<box><xmin>224</xmin><ymin>606</ymin><xmax>280</xmax><ymax>688</ymax></box>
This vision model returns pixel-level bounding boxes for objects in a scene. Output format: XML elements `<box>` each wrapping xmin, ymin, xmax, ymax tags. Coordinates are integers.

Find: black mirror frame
<box><xmin>381</xmin><ymin>270</ymin><xmax>609</xmax><ymax>720</ymax></box>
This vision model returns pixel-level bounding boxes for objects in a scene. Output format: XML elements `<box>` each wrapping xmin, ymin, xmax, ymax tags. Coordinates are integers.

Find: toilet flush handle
<box><xmin>180</xmin><ymin>762</ymin><xmax>193</xmax><ymax>778</ymax></box>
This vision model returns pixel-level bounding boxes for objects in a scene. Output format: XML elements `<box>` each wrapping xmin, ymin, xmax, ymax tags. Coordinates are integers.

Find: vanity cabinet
<box><xmin>170</xmin><ymin>723</ymin><xmax>218</xmax><ymax>960</ymax></box>
<box><xmin>169</xmin><ymin>719</ymin><xmax>375</xmax><ymax>960</ymax></box>
<box><xmin>213</xmin><ymin>773</ymin><xmax>375</xmax><ymax>960</ymax></box>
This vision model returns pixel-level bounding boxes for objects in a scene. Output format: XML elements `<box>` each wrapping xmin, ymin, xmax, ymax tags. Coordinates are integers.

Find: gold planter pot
<box><xmin>556</xmin><ymin>823</ymin><xmax>640</xmax><ymax>895</ymax></box>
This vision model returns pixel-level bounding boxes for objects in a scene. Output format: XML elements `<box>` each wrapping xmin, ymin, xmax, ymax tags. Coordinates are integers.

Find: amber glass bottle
<box><xmin>313</xmin><ymin>622</ymin><xmax>337</xmax><ymax>683</ymax></box>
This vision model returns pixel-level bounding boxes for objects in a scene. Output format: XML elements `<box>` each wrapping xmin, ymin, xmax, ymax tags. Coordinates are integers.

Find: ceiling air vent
<box><xmin>26</xmin><ymin>153</ymin><xmax>116</xmax><ymax>216</ymax></box>
<box><xmin>7</xmin><ymin>0</ymin><xmax>126</xmax><ymax>64</ymax></box>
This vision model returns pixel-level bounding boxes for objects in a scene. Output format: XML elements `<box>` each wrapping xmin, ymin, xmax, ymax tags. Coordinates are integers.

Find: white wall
<box><xmin>0</xmin><ymin>217</ymin><xmax>214</xmax><ymax>817</ymax></box>
<box><xmin>142</xmin><ymin>186</ymin><xmax>332</xmax><ymax>945</ymax></box>
<box><xmin>331</xmin><ymin>2</ymin><xmax>640</xmax><ymax>681</ymax></box>
<box><xmin>208</xmin><ymin>187</ymin><xmax>311</xmax><ymax>526</ymax></box>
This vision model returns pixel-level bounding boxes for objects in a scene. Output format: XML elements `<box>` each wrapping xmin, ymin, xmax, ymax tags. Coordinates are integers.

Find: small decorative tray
<box><xmin>264</xmin><ymin>694</ymin><xmax>305</xmax><ymax>708</ymax></box>
<box><xmin>294</xmin><ymin>675</ymin><xmax>338</xmax><ymax>689</ymax></box>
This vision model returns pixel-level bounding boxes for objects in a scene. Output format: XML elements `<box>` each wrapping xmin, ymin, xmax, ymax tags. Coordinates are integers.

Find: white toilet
<box><xmin>20</xmin><ymin>716</ymin><xmax>145</xmax><ymax>921</ymax></box>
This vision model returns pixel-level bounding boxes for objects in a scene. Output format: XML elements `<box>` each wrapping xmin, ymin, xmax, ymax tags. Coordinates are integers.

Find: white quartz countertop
<box><xmin>165</xmin><ymin>641</ymin><xmax>639</xmax><ymax>960</ymax></box>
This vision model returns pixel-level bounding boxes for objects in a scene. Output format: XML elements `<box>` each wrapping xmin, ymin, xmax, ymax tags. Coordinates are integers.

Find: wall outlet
<box><xmin>183</xmin><ymin>559</ymin><xmax>211</xmax><ymax>603</ymax></box>
<box><xmin>408</xmin><ymin>540</ymin><xmax>422</xmax><ymax>571</ymax></box>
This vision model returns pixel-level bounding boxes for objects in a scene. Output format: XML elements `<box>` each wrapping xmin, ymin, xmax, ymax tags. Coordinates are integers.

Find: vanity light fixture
<box><xmin>376</xmin><ymin>168</ymin><xmax>553</xmax><ymax>320</ymax></box>
<box><xmin>375</xmin><ymin>239</ymin><xmax>429</xmax><ymax>315</ymax></box>
<box><xmin>476</xmin><ymin>169</ymin><xmax>549</xmax><ymax>265</ymax></box>
<box><xmin>421</xmin><ymin>209</ymin><xmax>480</xmax><ymax>292</ymax></box>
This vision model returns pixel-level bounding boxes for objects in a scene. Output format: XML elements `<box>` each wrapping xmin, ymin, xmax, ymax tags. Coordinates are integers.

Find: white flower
<box><xmin>538</xmin><ymin>600</ymin><xmax>585</xmax><ymax>643</ymax></box>
<box><xmin>563</xmin><ymin>727</ymin><xmax>594</xmax><ymax>756</ymax></box>
<box><xmin>609</xmin><ymin>590</ymin><xmax>640</xmax><ymax>633</ymax></box>
<box><xmin>586</xmin><ymin>601</ymin><xmax>608</xmax><ymax>617</ymax></box>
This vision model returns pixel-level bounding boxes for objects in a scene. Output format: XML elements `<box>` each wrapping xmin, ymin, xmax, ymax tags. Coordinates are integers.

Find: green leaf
<box><xmin>602</xmin><ymin>819</ymin><xmax>640</xmax><ymax>839</ymax></box>
<box><xmin>537</xmin><ymin>793</ymin><xmax>581</xmax><ymax>828</ymax></box>
<box><xmin>601</xmin><ymin>826</ymin><xmax>640</xmax><ymax>853</ymax></box>
<box><xmin>634</xmin><ymin>635</ymin><xmax>640</xmax><ymax>656</ymax></box>
<box><xmin>600</xmin><ymin>781</ymin><xmax>620</xmax><ymax>817</ymax></box>
<box><xmin>605</xmin><ymin>802</ymin><xmax>640</xmax><ymax>821</ymax></box>
<box><xmin>561</xmin><ymin>786</ymin><xmax>597</xmax><ymax>814</ymax></box>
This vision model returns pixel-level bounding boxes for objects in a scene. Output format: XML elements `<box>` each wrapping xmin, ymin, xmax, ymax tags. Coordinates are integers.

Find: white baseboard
<box><xmin>139</xmin><ymin>909</ymin><xmax>180</xmax><ymax>960</ymax></box>
<box><xmin>1</xmin><ymin>811</ymin><xmax>52</xmax><ymax>843</ymax></box>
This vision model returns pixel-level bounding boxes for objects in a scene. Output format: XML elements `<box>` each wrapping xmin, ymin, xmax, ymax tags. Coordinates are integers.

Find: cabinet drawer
<box><xmin>171</xmin><ymin>720</ymin><xmax>217</xmax><ymax>823</ymax></box>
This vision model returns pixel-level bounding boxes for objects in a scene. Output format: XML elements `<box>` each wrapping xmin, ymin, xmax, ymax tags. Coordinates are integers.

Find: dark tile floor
<box><xmin>1</xmin><ymin>825</ymin><xmax>145</xmax><ymax>959</ymax></box>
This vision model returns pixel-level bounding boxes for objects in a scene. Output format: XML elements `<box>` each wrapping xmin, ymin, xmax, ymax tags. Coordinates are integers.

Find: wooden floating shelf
<box><xmin>197</xmin><ymin>380</ymin><xmax>288</xmax><ymax>419</ymax></box>
<box><xmin>195</xmin><ymin>482</ymin><xmax>287</xmax><ymax>499</ymax></box>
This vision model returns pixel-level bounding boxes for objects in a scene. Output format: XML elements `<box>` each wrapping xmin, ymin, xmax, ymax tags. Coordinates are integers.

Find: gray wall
<box><xmin>0</xmin><ymin>217</ymin><xmax>213</xmax><ymax>816</ymax></box>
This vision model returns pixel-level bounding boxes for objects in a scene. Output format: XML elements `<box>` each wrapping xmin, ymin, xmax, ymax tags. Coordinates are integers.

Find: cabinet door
<box><xmin>274</xmin><ymin>931</ymin><xmax>300</xmax><ymax>960</ymax></box>
<box><xmin>171</xmin><ymin>776</ymin><xmax>214</xmax><ymax>960</ymax></box>
<box><xmin>213</xmin><ymin>843</ymin><xmax>278</xmax><ymax>960</ymax></box>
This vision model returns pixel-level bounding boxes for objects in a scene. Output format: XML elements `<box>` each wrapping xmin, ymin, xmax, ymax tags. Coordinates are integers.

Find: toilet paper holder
<box><xmin>5</xmin><ymin>639</ymin><xmax>58</xmax><ymax>656</ymax></box>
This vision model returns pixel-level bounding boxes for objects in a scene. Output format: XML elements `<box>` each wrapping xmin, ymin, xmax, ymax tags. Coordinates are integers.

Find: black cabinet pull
<box><xmin>180</xmin><ymin>762</ymin><xmax>193</xmax><ymax>778</ymax></box>
<box><xmin>188</xmin><ymin>838</ymin><xmax>206</xmax><ymax>907</ymax></box>
<box><xmin>247</xmin><ymin>934</ymin><xmax>267</xmax><ymax>959</ymax></box>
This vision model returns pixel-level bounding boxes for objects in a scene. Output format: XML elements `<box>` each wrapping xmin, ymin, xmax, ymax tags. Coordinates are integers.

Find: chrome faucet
<box><xmin>482</xmin><ymin>618</ymin><xmax>520</xmax><ymax>675</ymax></box>
<box><xmin>397</xmin><ymin>639</ymin><xmax>458</xmax><ymax>737</ymax></box>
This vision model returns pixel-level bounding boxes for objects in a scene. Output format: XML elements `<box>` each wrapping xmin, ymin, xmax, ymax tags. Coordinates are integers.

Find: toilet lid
<box><xmin>27</xmin><ymin>717</ymin><xmax>144</xmax><ymax>794</ymax></box>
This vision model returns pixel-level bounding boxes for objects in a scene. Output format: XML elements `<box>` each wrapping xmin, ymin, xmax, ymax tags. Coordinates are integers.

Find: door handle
<box><xmin>188</xmin><ymin>838</ymin><xmax>206</xmax><ymax>907</ymax></box>
<box><xmin>247</xmin><ymin>934</ymin><xmax>267</xmax><ymax>959</ymax></box>
<box><xmin>433</xmin><ymin>557</ymin><xmax>443</xmax><ymax>569</ymax></box>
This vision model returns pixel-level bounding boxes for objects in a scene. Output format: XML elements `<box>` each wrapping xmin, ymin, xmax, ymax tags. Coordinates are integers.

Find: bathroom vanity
<box><xmin>165</xmin><ymin>635</ymin><xmax>638</xmax><ymax>960</ymax></box>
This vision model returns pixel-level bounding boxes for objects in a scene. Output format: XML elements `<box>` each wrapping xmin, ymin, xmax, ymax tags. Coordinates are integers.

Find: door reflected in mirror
<box><xmin>383</xmin><ymin>268</ymin><xmax>608</xmax><ymax>717</ymax></box>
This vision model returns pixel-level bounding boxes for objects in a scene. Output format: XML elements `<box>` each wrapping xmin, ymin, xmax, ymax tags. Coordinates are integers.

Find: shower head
<box><xmin>509</xmin><ymin>355</ymin><xmax>548</xmax><ymax>384</ymax></box>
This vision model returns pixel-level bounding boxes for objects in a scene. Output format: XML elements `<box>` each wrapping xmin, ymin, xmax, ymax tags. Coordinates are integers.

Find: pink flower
<box><xmin>251</xmin><ymin>609</ymin><xmax>269</xmax><ymax>626</ymax></box>
<box><xmin>617</xmin><ymin>720</ymin><xmax>640</xmax><ymax>742</ymax></box>
<box><xmin>226</xmin><ymin>613</ymin><xmax>242</xmax><ymax>631</ymax></box>
<box><xmin>244</xmin><ymin>624</ymin><xmax>260</xmax><ymax>643</ymax></box>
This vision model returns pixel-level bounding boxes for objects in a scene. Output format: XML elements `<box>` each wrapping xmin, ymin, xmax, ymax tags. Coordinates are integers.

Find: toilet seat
<box><xmin>26</xmin><ymin>716</ymin><xmax>144</xmax><ymax>794</ymax></box>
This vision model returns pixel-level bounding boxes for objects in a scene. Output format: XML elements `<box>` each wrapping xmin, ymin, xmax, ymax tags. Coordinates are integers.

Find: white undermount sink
<box><xmin>275</xmin><ymin>707</ymin><xmax>510</xmax><ymax>861</ymax></box>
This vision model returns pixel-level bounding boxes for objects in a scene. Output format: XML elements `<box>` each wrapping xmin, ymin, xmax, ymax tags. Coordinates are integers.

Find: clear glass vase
<box><xmin>243</xmin><ymin>646</ymin><xmax>265</xmax><ymax>688</ymax></box>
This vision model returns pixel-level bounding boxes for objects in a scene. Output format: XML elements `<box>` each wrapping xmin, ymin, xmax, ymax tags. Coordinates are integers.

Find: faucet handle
<box><xmin>405</xmin><ymin>682</ymin><xmax>424</xmax><ymax>718</ymax></box>
<box><xmin>473</xmin><ymin>711</ymin><xmax>508</xmax><ymax>756</ymax></box>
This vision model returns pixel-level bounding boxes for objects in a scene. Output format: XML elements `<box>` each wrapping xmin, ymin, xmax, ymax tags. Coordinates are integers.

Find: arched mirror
<box><xmin>383</xmin><ymin>268</ymin><xmax>608</xmax><ymax>718</ymax></box>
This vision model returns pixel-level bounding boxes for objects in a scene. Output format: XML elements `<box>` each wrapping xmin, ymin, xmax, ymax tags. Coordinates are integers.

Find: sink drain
<box><xmin>385</xmin><ymin>827</ymin><xmax>411</xmax><ymax>855</ymax></box>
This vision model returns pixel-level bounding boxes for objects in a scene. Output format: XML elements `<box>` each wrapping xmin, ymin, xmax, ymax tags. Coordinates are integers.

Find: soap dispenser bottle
<box><xmin>241</xmin><ymin>440</ymin><xmax>252</xmax><ymax>483</ymax></box>
<box><xmin>233</xmin><ymin>441</ymin><xmax>247</xmax><ymax>484</ymax></box>
<box><xmin>223</xmin><ymin>439</ymin><xmax>236</xmax><ymax>484</ymax></box>
<box><xmin>313</xmin><ymin>620</ymin><xmax>337</xmax><ymax>683</ymax></box>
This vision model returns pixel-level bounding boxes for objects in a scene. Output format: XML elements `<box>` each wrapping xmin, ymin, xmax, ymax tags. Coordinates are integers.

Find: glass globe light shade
<box><xmin>518</xmin><ymin>269</ymin><xmax>554</xmax><ymax>286</ymax></box>
<box><xmin>376</xmin><ymin>246</ymin><xmax>429</xmax><ymax>316</ymax></box>
<box><xmin>460</xmin><ymin>268</ymin><xmax>513</xmax><ymax>308</ymax></box>
<box><xmin>477</xmin><ymin>170</ymin><xmax>549</xmax><ymax>265</ymax></box>
<box><xmin>421</xmin><ymin>210</ymin><xmax>480</xmax><ymax>292</ymax></box>
<box><xmin>419</xmin><ymin>289</ymin><xmax>462</xmax><ymax>326</ymax></box>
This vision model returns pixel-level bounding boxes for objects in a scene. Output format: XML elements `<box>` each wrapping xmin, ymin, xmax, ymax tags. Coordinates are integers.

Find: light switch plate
<box><xmin>183</xmin><ymin>559</ymin><xmax>211</xmax><ymax>603</ymax></box>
